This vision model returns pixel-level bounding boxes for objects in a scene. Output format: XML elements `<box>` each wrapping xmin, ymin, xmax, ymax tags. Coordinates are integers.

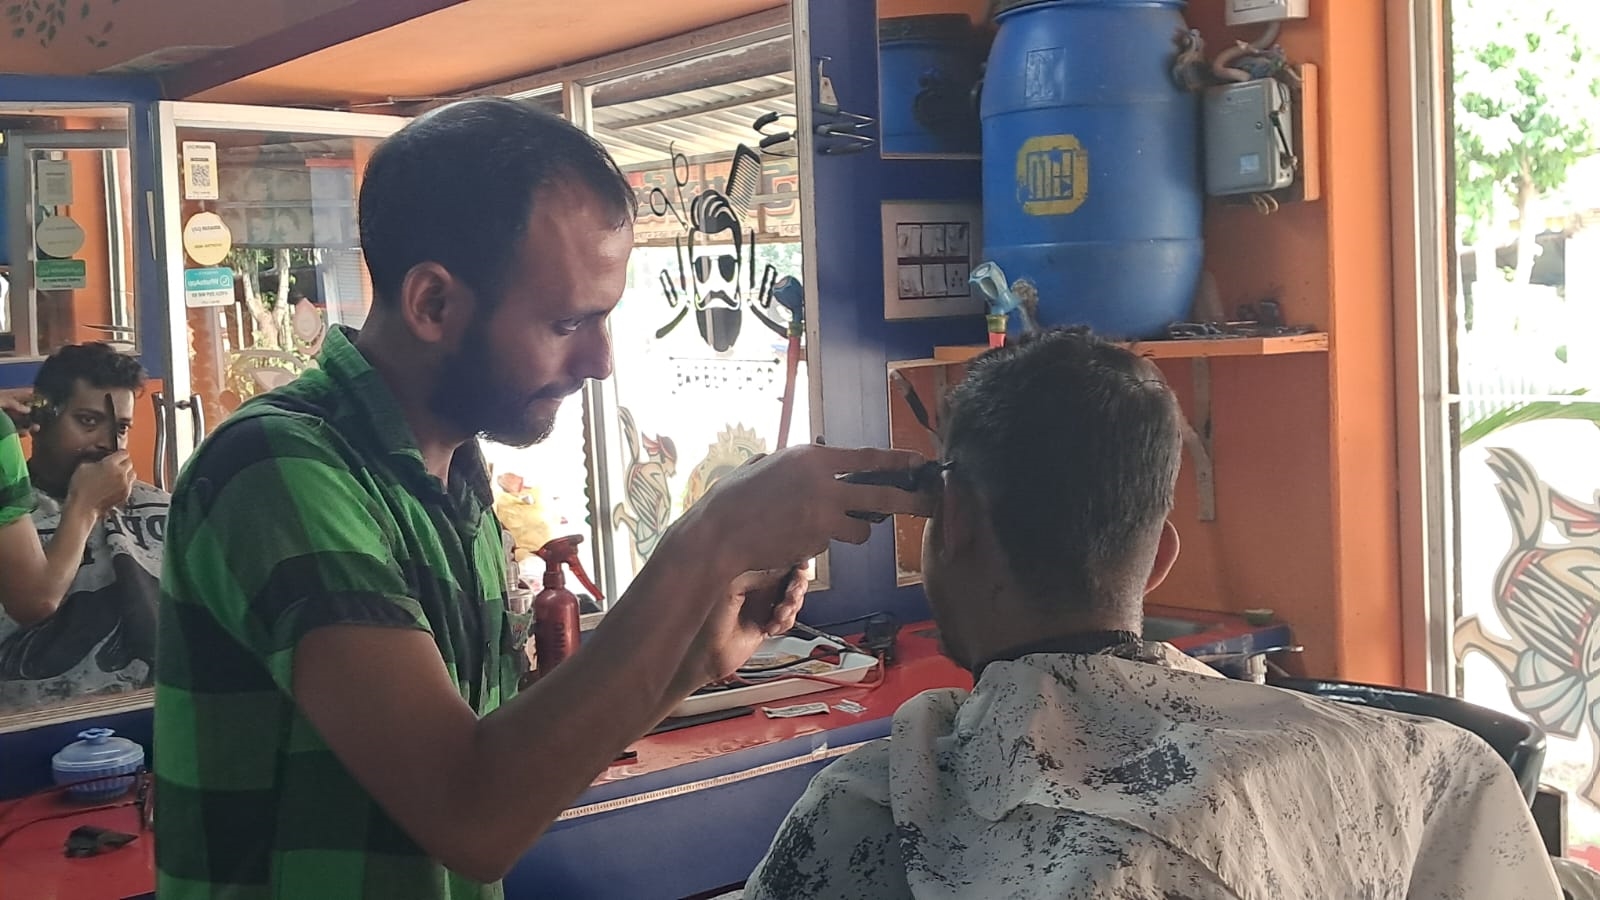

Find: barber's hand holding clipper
<box><xmin>0</xmin><ymin>388</ymin><xmax>35</xmax><ymax>434</ymax></box>
<box><xmin>663</xmin><ymin>443</ymin><xmax>935</xmax><ymax>694</ymax></box>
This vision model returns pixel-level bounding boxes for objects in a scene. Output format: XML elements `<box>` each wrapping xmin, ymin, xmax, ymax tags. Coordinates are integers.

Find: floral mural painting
<box><xmin>1454</xmin><ymin>446</ymin><xmax>1600</xmax><ymax>804</ymax></box>
<box><xmin>5</xmin><ymin>0</ymin><xmax>119</xmax><ymax>49</ymax></box>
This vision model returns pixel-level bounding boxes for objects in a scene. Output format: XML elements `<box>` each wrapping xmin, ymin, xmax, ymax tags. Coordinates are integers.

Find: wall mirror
<box><xmin>0</xmin><ymin>103</ymin><xmax>147</xmax><ymax>734</ymax></box>
<box><xmin>876</xmin><ymin>0</ymin><xmax>989</xmax><ymax>159</ymax></box>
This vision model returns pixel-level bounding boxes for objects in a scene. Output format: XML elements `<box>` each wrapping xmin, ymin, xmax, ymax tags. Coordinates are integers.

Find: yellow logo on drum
<box><xmin>1016</xmin><ymin>135</ymin><xmax>1089</xmax><ymax>216</ymax></box>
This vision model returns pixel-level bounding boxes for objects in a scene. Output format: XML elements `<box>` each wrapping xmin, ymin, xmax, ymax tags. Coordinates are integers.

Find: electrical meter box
<box><xmin>1226</xmin><ymin>0</ymin><xmax>1309</xmax><ymax>26</ymax></box>
<box><xmin>1203</xmin><ymin>78</ymin><xmax>1296</xmax><ymax>196</ymax></box>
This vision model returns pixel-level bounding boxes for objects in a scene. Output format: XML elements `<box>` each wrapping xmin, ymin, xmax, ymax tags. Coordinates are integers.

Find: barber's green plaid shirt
<box><xmin>0</xmin><ymin>414</ymin><xmax>30</xmax><ymax>527</ymax></box>
<box><xmin>155</xmin><ymin>327</ymin><xmax>520</xmax><ymax>899</ymax></box>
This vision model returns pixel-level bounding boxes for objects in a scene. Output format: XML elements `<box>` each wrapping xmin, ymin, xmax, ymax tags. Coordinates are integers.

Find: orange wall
<box><xmin>0</xmin><ymin>0</ymin><xmax>358</xmax><ymax>77</ymax></box>
<box><xmin>1147</xmin><ymin>1</ymin><xmax>1401</xmax><ymax>684</ymax></box>
<box><xmin>878</xmin><ymin>0</ymin><xmax>988</xmax><ymax>20</ymax></box>
<box><xmin>60</xmin><ymin>136</ymin><xmax>115</xmax><ymax>349</ymax></box>
<box><xmin>883</xmin><ymin>2</ymin><xmax>1402</xmax><ymax>683</ymax></box>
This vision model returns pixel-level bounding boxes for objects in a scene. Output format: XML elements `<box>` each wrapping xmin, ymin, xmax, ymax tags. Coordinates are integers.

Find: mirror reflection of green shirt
<box><xmin>154</xmin><ymin>326</ymin><xmax>520</xmax><ymax>899</ymax></box>
<box><xmin>0</xmin><ymin>414</ymin><xmax>31</xmax><ymax>528</ymax></box>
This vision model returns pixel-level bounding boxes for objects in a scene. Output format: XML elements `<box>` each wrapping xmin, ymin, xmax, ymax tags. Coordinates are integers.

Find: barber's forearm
<box><xmin>452</xmin><ymin>539</ymin><xmax>732</xmax><ymax>876</ymax></box>
<box><xmin>5</xmin><ymin>503</ymin><xmax>93</xmax><ymax>625</ymax></box>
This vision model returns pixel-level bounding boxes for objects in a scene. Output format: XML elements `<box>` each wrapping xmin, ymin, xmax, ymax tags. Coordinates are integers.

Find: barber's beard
<box><xmin>429</xmin><ymin>329</ymin><xmax>578</xmax><ymax>449</ymax></box>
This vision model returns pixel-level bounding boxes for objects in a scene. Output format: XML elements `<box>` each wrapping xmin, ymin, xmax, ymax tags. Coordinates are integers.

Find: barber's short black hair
<box><xmin>34</xmin><ymin>342</ymin><xmax>147</xmax><ymax>408</ymax></box>
<box><xmin>942</xmin><ymin>328</ymin><xmax>1183</xmax><ymax>605</ymax></box>
<box><xmin>358</xmin><ymin>97</ymin><xmax>635</xmax><ymax>306</ymax></box>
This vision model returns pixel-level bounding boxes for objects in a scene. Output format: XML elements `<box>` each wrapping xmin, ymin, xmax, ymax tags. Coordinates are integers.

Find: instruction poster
<box><xmin>35</xmin><ymin>159</ymin><xmax>73</xmax><ymax>206</ymax></box>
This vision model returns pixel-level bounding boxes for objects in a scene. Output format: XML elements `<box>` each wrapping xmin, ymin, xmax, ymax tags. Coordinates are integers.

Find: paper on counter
<box><xmin>762</xmin><ymin>702</ymin><xmax>830</xmax><ymax>719</ymax></box>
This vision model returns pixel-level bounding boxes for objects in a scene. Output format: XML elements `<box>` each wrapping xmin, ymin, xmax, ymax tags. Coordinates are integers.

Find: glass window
<box><xmin>480</xmin><ymin>34</ymin><xmax>813</xmax><ymax>609</ymax></box>
<box><xmin>1448</xmin><ymin>0</ymin><xmax>1600</xmax><ymax>865</ymax></box>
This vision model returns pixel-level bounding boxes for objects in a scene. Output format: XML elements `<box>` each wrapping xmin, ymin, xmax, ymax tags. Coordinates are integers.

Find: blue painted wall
<box><xmin>798</xmin><ymin>0</ymin><xmax>983</xmax><ymax>630</ymax></box>
<box><xmin>0</xmin><ymin>74</ymin><xmax>164</xmax><ymax>389</ymax></box>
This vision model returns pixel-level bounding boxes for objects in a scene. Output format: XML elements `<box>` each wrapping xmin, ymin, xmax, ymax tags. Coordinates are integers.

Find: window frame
<box><xmin>1388</xmin><ymin>0</ymin><xmax>1457</xmax><ymax>694</ymax></box>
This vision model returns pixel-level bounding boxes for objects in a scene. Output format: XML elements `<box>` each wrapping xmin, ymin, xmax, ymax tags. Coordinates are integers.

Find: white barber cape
<box><xmin>746</xmin><ymin>643</ymin><xmax>1559</xmax><ymax>900</ymax></box>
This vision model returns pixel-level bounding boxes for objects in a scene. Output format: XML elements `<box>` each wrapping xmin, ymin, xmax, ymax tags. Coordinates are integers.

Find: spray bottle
<box><xmin>532</xmin><ymin>535</ymin><xmax>604</xmax><ymax>676</ymax></box>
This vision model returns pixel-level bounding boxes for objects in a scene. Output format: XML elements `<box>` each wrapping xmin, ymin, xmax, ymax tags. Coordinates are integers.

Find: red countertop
<box><xmin>0</xmin><ymin>607</ymin><xmax>1274</xmax><ymax>899</ymax></box>
<box><xmin>0</xmin><ymin>786</ymin><xmax>152</xmax><ymax>900</ymax></box>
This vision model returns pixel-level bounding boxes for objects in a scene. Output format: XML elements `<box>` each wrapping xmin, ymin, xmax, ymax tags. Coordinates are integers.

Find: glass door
<box><xmin>152</xmin><ymin>102</ymin><xmax>406</xmax><ymax>485</ymax></box>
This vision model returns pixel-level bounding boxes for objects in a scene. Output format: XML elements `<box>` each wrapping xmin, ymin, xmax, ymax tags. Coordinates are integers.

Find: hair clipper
<box><xmin>838</xmin><ymin>460</ymin><xmax>948</xmax><ymax>522</ymax></box>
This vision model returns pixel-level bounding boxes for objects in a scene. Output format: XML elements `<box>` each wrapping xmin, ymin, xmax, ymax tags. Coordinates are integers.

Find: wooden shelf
<box><xmin>932</xmin><ymin>332</ymin><xmax>1329</xmax><ymax>363</ymax></box>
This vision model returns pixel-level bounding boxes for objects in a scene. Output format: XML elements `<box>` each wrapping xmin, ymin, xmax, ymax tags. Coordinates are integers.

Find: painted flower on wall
<box><xmin>5</xmin><ymin>0</ymin><xmax>118</xmax><ymax>49</ymax></box>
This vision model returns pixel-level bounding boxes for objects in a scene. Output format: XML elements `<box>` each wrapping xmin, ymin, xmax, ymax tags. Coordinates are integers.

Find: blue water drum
<box><xmin>879</xmin><ymin>15</ymin><xmax>984</xmax><ymax>156</ymax></box>
<box><xmin>981</xmin><ymin>0</ymin><xmax>1203</xmax><ymax>338</ymax></box>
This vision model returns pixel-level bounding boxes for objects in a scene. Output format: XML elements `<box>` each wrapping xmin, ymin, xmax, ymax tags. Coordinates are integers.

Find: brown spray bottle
<box><xmin>531</xmin><ymin>535</ymin><xmax>604</xmax><ymax>676</ymax></box>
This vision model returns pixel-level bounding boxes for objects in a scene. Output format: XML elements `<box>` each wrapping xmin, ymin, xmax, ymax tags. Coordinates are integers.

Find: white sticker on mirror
<box><xmin>183</xmin><ymin>212</ymin><xmax>232</xmax><ymax>266</ymax></box>
<box><xmin>35</xmin><ymin>215</ymin><xmax>86</xmax><ymax>258</ymax></box>
<box><xmin>182</xmin><ymin>141</ymin><xmax>219</xmax><ymax>201</ymax></box>
<box><xmin>35</xmin><ymin>158</ymin><xmax>74</xmax><ymax>206</ymax></box>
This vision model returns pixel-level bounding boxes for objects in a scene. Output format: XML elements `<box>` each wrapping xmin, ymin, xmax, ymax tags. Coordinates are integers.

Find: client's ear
<box><xmin>1143</xmin><ymin>520</ymin><xmax>1180</xmax><ymax>594</ymax></box>
<box><xmin>938</xmin><ymin>475</ymin><xmax>982</xmax><ymax>557</ymax></box>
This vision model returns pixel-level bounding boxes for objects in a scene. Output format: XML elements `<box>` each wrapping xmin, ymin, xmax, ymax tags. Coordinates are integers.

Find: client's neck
<box><xmin>962</xmin><ymin>586</ymin><xmax>1143</xmax><ymax>678</ymax></box>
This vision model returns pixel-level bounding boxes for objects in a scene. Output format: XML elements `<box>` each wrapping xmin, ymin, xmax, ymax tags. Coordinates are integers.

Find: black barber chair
<box><xmin>1269</xmin><ymin>676</ymin><xmax>1547</xmax><ymax>807</ymax></box>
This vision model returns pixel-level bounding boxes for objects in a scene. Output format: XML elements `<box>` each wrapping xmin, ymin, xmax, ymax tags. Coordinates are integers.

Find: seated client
<box><xmin>746</xmin><ymin>328</ymin><xmax>1556</xmax><ymax>899</ymax></box>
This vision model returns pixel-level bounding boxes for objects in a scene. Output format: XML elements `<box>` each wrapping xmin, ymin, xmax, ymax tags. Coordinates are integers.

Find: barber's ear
<box><xmin>1143</xmin><ymin>520</ymin><xmax>1180</xmax><ymax>594</ymax></box>
<box><xmin>397</xmin><ymin>262</ymin><xmax>475</xmax><ymax>346</ymax></box>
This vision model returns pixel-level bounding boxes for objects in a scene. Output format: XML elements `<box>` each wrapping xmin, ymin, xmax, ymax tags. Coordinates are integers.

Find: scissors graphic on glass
<box><xmin>647</xmin><ymin>144</ymin><xmax>692</xmax><ymax>229</ymax></box>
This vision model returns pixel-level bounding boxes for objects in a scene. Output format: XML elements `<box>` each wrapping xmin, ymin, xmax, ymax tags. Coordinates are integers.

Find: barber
<box><xmin>152</xmin><ymin>98</ymin><xmax>929</xmax><ymax>899</ymax></box>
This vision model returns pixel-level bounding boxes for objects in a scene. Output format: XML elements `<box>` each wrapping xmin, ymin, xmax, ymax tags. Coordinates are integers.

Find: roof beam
<box><xmin>400</xmin><ymin>6</ymin><xmax>790</xmax><ymax>114</ymax></box>
<box><xmin>160</xmin><ymin>0</ymin><xmax>476</xmax><ymax>100</ymax></box>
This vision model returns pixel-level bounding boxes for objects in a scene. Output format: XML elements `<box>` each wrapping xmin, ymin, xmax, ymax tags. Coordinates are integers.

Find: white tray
<box><xmin>670</xmin><ymin>635</ymin><xmax>878</xmax><ymax>718</ymax></box>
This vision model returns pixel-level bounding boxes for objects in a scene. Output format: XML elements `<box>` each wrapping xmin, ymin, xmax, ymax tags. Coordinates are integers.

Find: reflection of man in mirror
<box><xmin>0</xmin><ymin>342</ymin><xmax>168</xmax><ymax>714</ymax></box>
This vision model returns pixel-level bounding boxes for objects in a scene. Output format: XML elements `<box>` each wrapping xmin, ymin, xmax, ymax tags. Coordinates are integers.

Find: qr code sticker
<box><xmin>182</xmin><ymin>142</ymin><xmax>219</xmax><ymax>200</ymax></box>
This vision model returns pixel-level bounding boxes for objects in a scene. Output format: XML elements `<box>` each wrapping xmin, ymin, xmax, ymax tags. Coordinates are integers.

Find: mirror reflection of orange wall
<box><xmin>879</xmin><ymin>0</ymin><xmax>987</xmax><ymax>20</ymax></box>
<box><xmin>34</xmin><ymin>117</ymin><xmax>136</xmax><ymax>355</ymax></box>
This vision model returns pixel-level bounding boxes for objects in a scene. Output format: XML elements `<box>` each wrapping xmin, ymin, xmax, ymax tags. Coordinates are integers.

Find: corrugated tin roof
<box><xmin>592</xmin><ymin>71</ymin><xmax>795</xmax><ymax>168</ymax></box>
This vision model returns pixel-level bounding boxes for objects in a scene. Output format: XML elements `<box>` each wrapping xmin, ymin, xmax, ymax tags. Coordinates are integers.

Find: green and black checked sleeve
<box><xmin>0</xmin><ymin>415</ymin><xmax>32</xmax><ymax>527</ymax></box>
<box><xmin>160</xmin><ymin>410</ymin><xmax>433</xmax><ymax>699</ymax></box>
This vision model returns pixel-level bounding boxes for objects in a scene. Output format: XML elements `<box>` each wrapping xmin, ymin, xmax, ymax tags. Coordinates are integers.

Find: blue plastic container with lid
<box><xmin>52</xmin><ymin>727</ymin><xmax>145</xmax><ymax>801</ymax></box>
<box><xmin>979</xmin><ymin>0</ymin><xmax>1204</xmax><ymax>338</ymax></box>
<box><xmin>879</xmin><ymin>14</ymin><xmax>985</xmax><ymax>155</ymax></box>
